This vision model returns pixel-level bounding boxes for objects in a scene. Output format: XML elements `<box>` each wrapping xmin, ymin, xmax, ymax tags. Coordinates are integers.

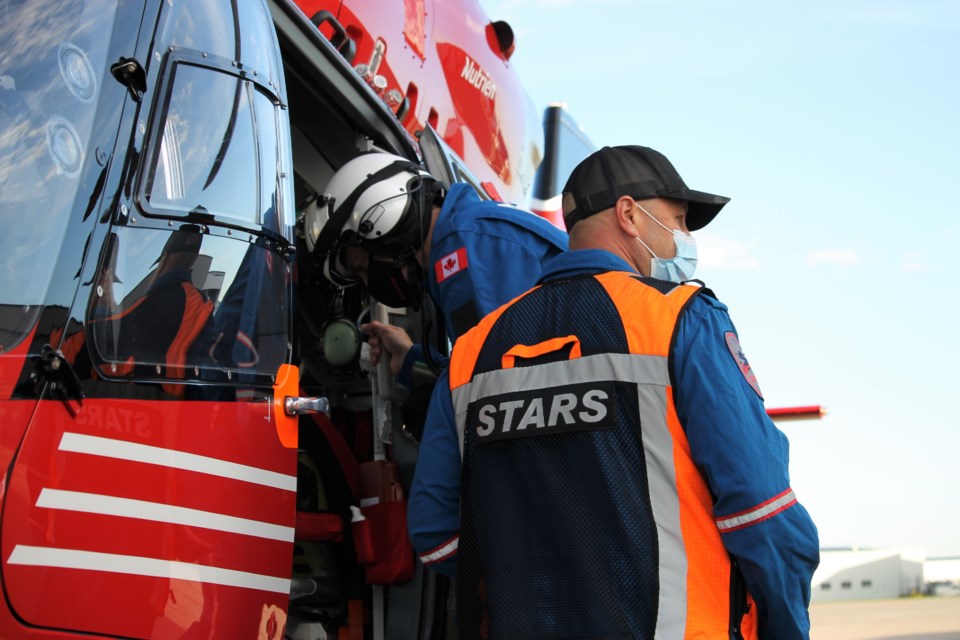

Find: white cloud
<box><xmin>804</xmin><ymin>249</ymin><xmax>859</xmax><ymax>268</ymax></box>
<box><xmin>697</xmin><ymin>233</ymin><xmax>761</xmax><ymax>270</ymax></box>
<box><xmin>899</xmin><ymin>252</ymin><xmax>932</xmax><ymax>272</ymax></box>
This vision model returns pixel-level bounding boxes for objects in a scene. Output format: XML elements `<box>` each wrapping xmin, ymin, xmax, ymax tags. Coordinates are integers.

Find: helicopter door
<box><xmin>1</xmin><ymin>1</ymin><xmax>299</xmax><ymax>638</ymax></box>
<box><xmin>418</xmin><ymin>125</ymin><xmax>490</xmax><ymax>199</ymax></box>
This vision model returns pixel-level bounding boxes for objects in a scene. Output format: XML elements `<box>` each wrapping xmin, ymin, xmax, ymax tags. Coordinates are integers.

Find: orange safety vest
<box><xmin>160</xmin><ymin>283</ymin><xmax>214</xmax><ymax>397</ymax></box>
<box><xmin>449</xmin><ymin>270</ymin><xmax>758</xmax><ymax>639</ymax></box>
<box><xmin>93</xmin><ymin>282</ymin><xmax>213</xmax><ymax>395</ymax></box>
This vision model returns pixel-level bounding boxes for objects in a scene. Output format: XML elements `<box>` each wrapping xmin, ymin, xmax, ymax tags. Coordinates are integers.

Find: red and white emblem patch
<box><xmin>725</xmin><ymin>331</ymin><xmax>763</xmax><ymax>399</ymax></box>
<box><xmin>435</xmin><ymin>247</ymin><xmax>468</xmax><ymax>283</ymax></box>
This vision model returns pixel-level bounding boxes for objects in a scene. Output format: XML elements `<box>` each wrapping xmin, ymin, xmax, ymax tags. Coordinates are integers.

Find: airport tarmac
<box><xmin>810</xmin><ymin>597</ymin><xmax>960</xmax><ymax>639</ymax></box>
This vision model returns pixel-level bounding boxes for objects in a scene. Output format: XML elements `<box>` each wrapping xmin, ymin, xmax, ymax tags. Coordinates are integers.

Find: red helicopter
<box><xmin>0</xmin><ymin>1</ymin><xmax>821</xmax><ymax>638</ymax></box>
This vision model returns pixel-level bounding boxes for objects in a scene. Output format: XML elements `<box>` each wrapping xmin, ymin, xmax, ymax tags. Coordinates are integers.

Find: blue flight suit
<box><xmin>397</xmin><ymin>183</ymin><xmax>567</xmax><ymax>386</ymax></box>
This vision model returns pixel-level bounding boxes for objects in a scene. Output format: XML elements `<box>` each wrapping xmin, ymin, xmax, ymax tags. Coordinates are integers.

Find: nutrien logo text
<box><xmin>461</xmin><ymin>56</ymin><xmax>497</xmax><ymax>100</ymax></box>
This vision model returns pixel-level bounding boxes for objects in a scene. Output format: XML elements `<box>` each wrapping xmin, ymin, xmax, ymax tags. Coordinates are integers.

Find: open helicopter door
<box><xmin>418</xmin><ymin>125</ymin><xmax>491</xmax><ymax>201</ymax></box>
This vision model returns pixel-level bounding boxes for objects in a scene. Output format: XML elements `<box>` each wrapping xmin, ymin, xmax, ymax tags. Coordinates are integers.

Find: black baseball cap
<box><xmin>562</xmin><ymin>145</ymin><xmax>730</xmax><ymax>231</ymax></box>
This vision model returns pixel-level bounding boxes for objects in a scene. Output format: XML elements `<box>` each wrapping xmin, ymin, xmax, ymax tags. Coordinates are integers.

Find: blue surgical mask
<box><xmin>635</xmin><ymin>203</ymin><xmax>698</xmax><ymax>282</ymax></box>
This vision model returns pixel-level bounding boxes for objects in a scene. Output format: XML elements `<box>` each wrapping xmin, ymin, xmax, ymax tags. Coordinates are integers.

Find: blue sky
<box><xmin>483</xmin><ymin>0</ymin><xmax>960</xmax><ymax>557</ymax></box>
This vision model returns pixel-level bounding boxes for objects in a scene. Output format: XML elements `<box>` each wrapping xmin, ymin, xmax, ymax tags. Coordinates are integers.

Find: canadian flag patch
<box><xmin>435</xmin><ymin>248</ymin><xmax>468</xmax><ymax>283</ymax></box>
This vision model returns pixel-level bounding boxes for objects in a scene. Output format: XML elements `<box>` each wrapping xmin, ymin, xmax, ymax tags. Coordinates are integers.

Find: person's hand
<box><xmin>360</xmin><ymin>321</ymin><xmax>414</xmax><ymax>375</ymax></box>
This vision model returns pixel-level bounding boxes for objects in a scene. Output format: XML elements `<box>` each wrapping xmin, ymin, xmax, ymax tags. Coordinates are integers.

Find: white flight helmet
<box><xmin>305</xmin><ymin>152</ymin><xmax>437</xmax><ymax>285</ymax></box>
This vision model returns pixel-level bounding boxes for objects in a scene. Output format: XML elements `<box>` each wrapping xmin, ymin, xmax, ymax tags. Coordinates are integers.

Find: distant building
<box><xmin>812</xmin><ymin>547</ymin><xmax>925</xmax><ymax>602</ymax></box>
<box><xmin>924</xmin><ymin>557</ymin><xmax>960</xmax><ymax>595</ymax></box>
<box><xmin>924</xmin><ymin>557</ymin><xmax>960</xmax><ymax>582</ymax></box>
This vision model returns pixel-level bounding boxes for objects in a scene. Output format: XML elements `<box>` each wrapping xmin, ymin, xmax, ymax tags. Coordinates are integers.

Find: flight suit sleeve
<box><xmin>673</xmin><ymin>295</ymin><xmax>820</xmax><ymax>640</ymax></box>
<box><xmin>407</xmin><ymin>369</ymin><xmax>461</xmax><ymax>577</ymax></box>
<box><xmin>430</xmin><ymin>224</ymin><xmax>563</xmax><ymax>340</ymax></box>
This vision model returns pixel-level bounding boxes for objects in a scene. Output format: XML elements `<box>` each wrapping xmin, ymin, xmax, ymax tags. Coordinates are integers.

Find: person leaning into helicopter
<box><xmin>307</xmin><ymin>151</ymin><xmax>568</xmax><ymax>384</ymax></box>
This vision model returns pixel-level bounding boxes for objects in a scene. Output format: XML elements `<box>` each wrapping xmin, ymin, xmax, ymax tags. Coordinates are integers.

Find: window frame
<box><xmin>135</xmin><ymin>49</ymin><xmax>286</xmax><ymax>239</ymax></box>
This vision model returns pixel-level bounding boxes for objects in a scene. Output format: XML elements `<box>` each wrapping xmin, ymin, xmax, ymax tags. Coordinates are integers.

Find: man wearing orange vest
<box><xmin>408</xmin><ymin>146</ymin><xmax>819</xmax><ymax>638</ymax></box>
<box><xmin>106</xmin><ymin>227</ymin><xmax>214</xmax><ymax>396</ymax></box>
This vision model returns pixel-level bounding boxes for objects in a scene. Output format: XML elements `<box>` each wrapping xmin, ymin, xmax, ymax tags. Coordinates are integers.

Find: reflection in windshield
<box><xmin>0</xmin><ymin>0</ymin><xmax>119</xmax><ymax>349</ymax></box>
<box><xmin>90</xmin><ymin>226</ymin><xmax>289</xmax><ymax>389</ymax></box>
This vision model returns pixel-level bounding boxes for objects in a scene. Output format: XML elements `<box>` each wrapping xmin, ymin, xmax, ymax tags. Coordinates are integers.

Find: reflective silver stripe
<box><xmin>451</xmin><ymin>351</ymin><xmax>688</xmax><ymax>632</ymax></box>
<box><xmin>419</xmin><ymin>536</ymin><xmax>458</xmax><ymax>565</ymax></box>
<box><xmin>635</xmin><ymin>385</ymin><xmax>687</xmax><ymax>637</ymax></box>
<box><xmin>716</xmin><ymin>489</ymin><xmax>797</xmax><ymax>532</ymax></box>
<box><xmin>451</xmin><ymin>352</ymin><xmax>670</xmax><ymax>455</ymax></box>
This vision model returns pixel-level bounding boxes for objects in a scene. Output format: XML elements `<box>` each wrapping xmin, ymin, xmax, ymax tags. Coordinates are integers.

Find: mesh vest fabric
<box><xmin>465</xmin><ymin>275</ymin><xmax>656</xmax><ymax>639</ymax></box>
<box><xmin>448</xmin><ymin>270</ymin><xmax>758</xmax><ymax>639</ymax></box>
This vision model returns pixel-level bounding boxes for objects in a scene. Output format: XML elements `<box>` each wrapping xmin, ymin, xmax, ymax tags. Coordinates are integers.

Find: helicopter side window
<box><xmin>140</xmin><ymin>56</ymin><xmax>288</xmax><ymax>234</ymax></box>
<box><xmin>88</xmin><ymin>225</ymin><xmax>291</xmax><ymax>393</ymax></box>
<box><xmin>142</xmin><ymin>62</ymin><xmax>264</xmax><ymax>226</ymax></box>
<box><xmin>157</xmin><ymin>0</ymin><xmax>283</xmax><ymax>96</ymax></box>
<box><xmin>84</xmin><ymin>31</ymin><xmax>293</xmax><ymax>392</ymax></box>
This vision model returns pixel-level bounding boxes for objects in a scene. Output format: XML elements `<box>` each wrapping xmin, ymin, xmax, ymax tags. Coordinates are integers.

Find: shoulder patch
<box><xmin>435</xmin><ymin>247</ymin><xmax>468</xmax><ymax>283</ymax></box>
<box><xmin>725</xmin><ymin>331</ymin><xmax>763</xmax><ymax>399</ymax></box>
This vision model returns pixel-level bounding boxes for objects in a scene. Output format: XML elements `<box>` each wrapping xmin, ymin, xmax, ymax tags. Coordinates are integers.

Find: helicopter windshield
<box><xmin>0</xmin><ymin>0</ymin><xmax>119</xmax><ymax>352</ymax></box>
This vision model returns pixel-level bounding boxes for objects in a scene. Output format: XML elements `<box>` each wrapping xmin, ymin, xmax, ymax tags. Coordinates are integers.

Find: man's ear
<box><xmin>614</xmin><ymin>196</ymin><xmax>641</xmax><ymax>237</ymax></box>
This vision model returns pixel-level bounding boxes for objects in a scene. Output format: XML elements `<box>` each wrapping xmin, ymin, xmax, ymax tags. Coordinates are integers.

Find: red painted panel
<box><xmin>56</xmin><ymin>399</ymin><xmax>291</xmax><ymax>473</ymax></box>
<box><xmin>530</xmin><ymin>207</ymin><xmax>567</xmax><ymax>231</ymax></box>
<box><xmin>51</xmin><ymin>452</ymin><xmax>294</xmax><ymax>525</ymax></box>
<box><xmin>1</xmin><ymin>398</ymin><xmax>297</xmax><ymax>639</ymax></box>
<box><xmin>2</xmin><ymin>564</ymin><xmax>288</xmax><ymax>639</ymax></box>
<box><xmin>0</xmin><ymin>323</ymin><xmax>36</xmax><ymax>400</ymax></box>
<box><xmin>436</xmin><ymin>42</ymin><xmax>510</xmax><ymax>183</ymax></box>
<box><xmin>298</xmin><ymin>0</ymin><xmax>540</xmax><ymax>204</ymax></box>
<box><xmin>0</xmin><ymin>599</ymin><xmax>114</xmax><ymax>640</ymax></box>
<box><xmin>766</xmin><ymin>405</ymin><xmax>827</xmax><ymax>421</ymax></box>
<box><xmin>1</xmin><ymin>401</ymin><xmax>36</xmax><ymax>488</ymax></box>
<box><xmin>403</xmin><ymin>0</ymin><xmax>427</xmax><ymax>59</ymax></box>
